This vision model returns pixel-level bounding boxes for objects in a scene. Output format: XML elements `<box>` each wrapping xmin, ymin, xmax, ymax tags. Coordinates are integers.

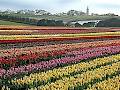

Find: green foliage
<box><xmin>96</xmin><ymin>18</ymin><xmax>120</xmax><ymax>27</ymax></box>
<box><xmin>83</xmin><ymin>22</ymin><xmax>96</xmax><ymax>27</ymax></box>
<box><xmin>0</xmin><ymin>14</ymin><xmax>38</xmax><ymax>25</ymax></box>
<box><xmin>75</xmin><ymin>23</ymin><xmax>82</xmax><ymax>27</ymax></box>
<box><xmin>37</xmin><ymin>19</ymin><xmax>64</xmax><ymax>26</ymax></box>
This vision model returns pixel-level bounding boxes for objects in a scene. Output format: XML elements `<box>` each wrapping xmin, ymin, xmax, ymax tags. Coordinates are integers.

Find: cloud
<box><xmin>57</xmin><ymin>0</ymin><xmax>80</xmax><ymax>4</ymax></box>
<box><xmin>0</xmin><ymin>0</ymin><xmax>34</xmax><ymax>10</ymax></box>
<box><xmin>0</xmin><ymin>0</ymin><xmax>119</xmax><ymax>15</ymax></box>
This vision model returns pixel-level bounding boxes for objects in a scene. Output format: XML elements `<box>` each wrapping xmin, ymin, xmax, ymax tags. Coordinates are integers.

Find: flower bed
<box><xmin>0</xmin><ymin>45</ymin><xmax>120</xmax><ymax>78</ymax></box>
<box><xmin>0</xmin><ymin>27</ymin><xmax>120</xmax><ymax>90</ymax></box>
<box><xmin>0</xmin><ymin>41</ymin><xmax>120</xmax><ymax>68</ymax></box>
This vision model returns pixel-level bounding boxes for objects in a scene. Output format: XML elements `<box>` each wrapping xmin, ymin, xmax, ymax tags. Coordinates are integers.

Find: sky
<box><xmin>0</xmin><ymin>0</ymin><xmax>120</xmax><ymax>15</ymax></box>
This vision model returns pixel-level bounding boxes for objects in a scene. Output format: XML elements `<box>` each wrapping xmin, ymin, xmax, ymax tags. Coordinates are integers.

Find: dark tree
<box><xmin>37</xmin><ymin>19</ymin><xmax>47</xmax><ymax>26</ymax></box>
<box><xmin>75</xmin><ymin>23</ymin><xmax>82</xmax><ymax>27</ymax></box>
<box><xmin>37</xmin><ymin>19</ymin><xmax>64</xmax><ymax>26</ymax></box>
<box><xmin>83</xmin><ymin>22</ymin><xmax>95</xmax><ymax>27</ymax></box>
<box><xmin>56</xmin><ymin>20</ymin><xmax>64</xmax><ymax>26</ymax></box>
<box><xmin>96</xmin><ymin>18</ymin><xmax>120</xmax><ymax>27</ymax></box>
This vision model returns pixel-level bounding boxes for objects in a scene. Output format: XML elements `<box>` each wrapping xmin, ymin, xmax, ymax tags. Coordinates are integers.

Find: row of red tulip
<box><xmin>0</xmin><ymin>40</ymin><xmax>120</xmax><ymax>68</ymax></box>
<box><xmin>1</xmin><ymin>39</ymin><xmax>120</xmax><ymax>58</ymax></box>
<box><xmin>1</xmin><ymin>43</ymin><xmax>120</xmax><ymax>69</ymax></box>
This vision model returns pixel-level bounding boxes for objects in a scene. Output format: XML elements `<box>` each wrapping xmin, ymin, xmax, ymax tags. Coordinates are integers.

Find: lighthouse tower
<box><xmin>86</xmin><ymin>6</ymin><xmax>89</xmax><ymax>15</ymax></box>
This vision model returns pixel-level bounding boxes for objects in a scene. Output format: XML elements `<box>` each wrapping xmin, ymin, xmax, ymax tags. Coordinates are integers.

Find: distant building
<box><xmin>86</xmin><ymin>6</ymin><xmax>89</xmax><ymax>15</ymax></box>
<box><xmin>56</xmin><ymin>12</ymin><xmax>67</xmax><ymax>16</ymax></box>
<box><xmin>35</xmin><ymin>10</ymin><xmax>51</xmax><ymax>15</ymax></box>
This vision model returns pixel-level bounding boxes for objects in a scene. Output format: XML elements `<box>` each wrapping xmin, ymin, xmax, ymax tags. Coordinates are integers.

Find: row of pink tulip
<box><xmin>1</xmin><ymin>45</ymin><xmax>120</xmax><ymax>78</ymax></box>
<box><xmin>67</xmin><ymin>45</ymin><xmax>120</xmax><ymax>56</ymax></box>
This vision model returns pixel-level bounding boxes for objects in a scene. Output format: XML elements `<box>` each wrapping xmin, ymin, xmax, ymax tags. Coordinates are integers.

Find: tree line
<box><xmin>0</xmin><ymin>14</ymin><xmax>64</xmax><ymax>26</ymax></box>
<box><xmin>0</xmin><ymin>14</ymin><xmax>38</xmax><ymax>25</ymax></box>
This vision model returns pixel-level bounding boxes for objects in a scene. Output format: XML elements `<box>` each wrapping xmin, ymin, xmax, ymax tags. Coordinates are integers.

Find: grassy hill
<box><xmin>8</xmin><ymin>13</ymin><xmax>120</xmax><ymax>22</ymax></box>
<box><xmin>0</xmin><ymin>13</ymin><xmax>120</xmax><ymax>26</ymax></box>
<box><xmin>0</xmin><ymin>20</ymin><xmax>28</xmax><ymax>26</ymax></box>
<box><xmin>30</xmin><ymin>15</ymin><xmax>118</xmax><ymax>22</ymax></box>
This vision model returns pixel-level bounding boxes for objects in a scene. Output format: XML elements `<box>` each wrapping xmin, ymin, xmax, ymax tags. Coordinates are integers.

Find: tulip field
<box><xmin>0</xmin><ymin>26</ymin><xmax>120</xmax><ymax>90</ymax></box>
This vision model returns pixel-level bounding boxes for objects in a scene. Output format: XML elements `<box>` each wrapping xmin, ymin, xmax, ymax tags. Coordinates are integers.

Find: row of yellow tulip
<box><xmin>0</xmin><ymin>31</ymin><xmax>120</xmax><ymax>40</ymax></box>
<box><xmin>87</xmin><ymin>75</ymin><xmax>120</xmax><ymax>90</ymax></box>
<box><xmin>60</xmin><ymin>31</ymin><xmax>120</xmax><ymax>37</ymax></box>
<box><xmin>36</xmin><ymin>61</ymin><xmax>120</xmax><ymax>90</ymax></box>
<box><xmin>1</xmin><ymin>86</ymin><xmax>10</xmax><ymax>90</ymax></box>
<box><xmin>11</xmin><ymin>54</ymin><xmax>120</xmax><ymax>88</ymax></box>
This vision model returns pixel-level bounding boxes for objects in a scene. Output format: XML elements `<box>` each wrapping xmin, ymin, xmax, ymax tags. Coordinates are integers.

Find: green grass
<box><xmin>0</xmin><ymin>20</ymin><xmax>29</xmax><ymax>25</ymax></box>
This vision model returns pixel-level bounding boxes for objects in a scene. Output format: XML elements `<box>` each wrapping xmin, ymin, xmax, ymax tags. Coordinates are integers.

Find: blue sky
<box><xmin>0</xmin><ymin>0</ymin><xmax>120</xmax><ymax>15</ymax></box>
